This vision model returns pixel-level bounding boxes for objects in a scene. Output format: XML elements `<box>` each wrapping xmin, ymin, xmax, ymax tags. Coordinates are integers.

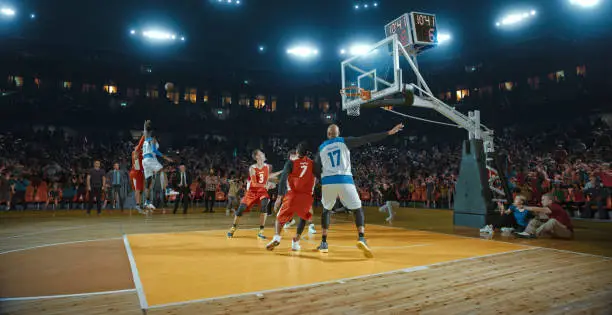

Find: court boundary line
<box><xmin>0</xmin><ymin>237</ymin><xmax>122</xmax><ymax>255</ymax></box>
<box><xmin>123</xmin><ymin>234</ymin><xmax>149</xmax><ymax>310</ymax></box>
<box><xmin>147</xmin><ymin>247</ymin><xmax>536</xmax><ymax>310</ymax></box>
<box><xmin>0</xmin><ymin>289</ymin><xmax>136</xmax><ymax>302</ymax></box>
<box><xmin>369</xmin><ymin>223</ymin><xmax>612</xmax><ymax>260</ymax></box>
<box><xmin>1</xmin><ymin>225</ymin><xmax>94</xmax><ymax>239</ymax></box>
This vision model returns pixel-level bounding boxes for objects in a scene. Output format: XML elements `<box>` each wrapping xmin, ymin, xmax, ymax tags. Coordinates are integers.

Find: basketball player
<box><xmin>142</xmin><ymin>120</ymin><xmax>173</xmax><ymax>210</ymax></box>
<box><xmin>130</xmin><ymin>135</ymin><xmax>145</xmax><ymax>212</ymax></box>
<box><xmin>266</xmin><ymin>142</ymin><xmax>316</xmax><ymax>251</ymax></box>
<box><xmin>272</xmin><ymin>150</ymin><xmax>316</xmax><ymax>234</ymax></box>
<box><xmin>315</xmin><ymin>123</ymin><xmax>404</xmax><ymax>258</ymax></box>
<box><xmin>226</xmin><ymin>149</ymin><xmax>273</xmax><ymax>240</ymax></box>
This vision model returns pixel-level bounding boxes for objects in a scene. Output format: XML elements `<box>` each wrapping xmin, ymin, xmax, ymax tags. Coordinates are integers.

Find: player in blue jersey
<box><xmin>141</xmin><ymin>120</ymin><xmax>173</xmax><ymax>210</ymax></box>
<box><xmin>314</xmin><ymin>123</ymin><xmax>404</xmax><ymax>258</ymax></box>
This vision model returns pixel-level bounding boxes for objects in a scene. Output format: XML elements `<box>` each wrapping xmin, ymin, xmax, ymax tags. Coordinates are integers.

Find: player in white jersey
<box><xmin>314</xmin><ymin>123</ymin><xmax>404</xmax><ymax>258</ymax></box>
<box><xmin>142</xmin><ymin>120</ymin><xmax>172</xmax><ymax>210</ymax></box>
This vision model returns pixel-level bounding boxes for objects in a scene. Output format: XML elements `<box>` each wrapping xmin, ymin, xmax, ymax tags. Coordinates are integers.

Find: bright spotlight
<box><xmin>355</xmin><ymin>5</ymin><xmax>359</xmax><ymax>9</ymax></box>
<box><xmin>228</xmin><ymin>0</ymin><xmax>232</xmax><ymax>3</ymax></box>
<box><xmin>437</xmin><ymin>33</ymin><xmax>451</xmax><ymax>44</ymax></box>
<box><xmin>1</xmin><ymin>7</ymin><xmax>16</xmax><ymax>16</ymax></box>
<box><xmin>236</xmin><ymin>0</ymin><xmax>240</xmax><ymax>3</ymax></box>
<box><xmin>496</xmin><ymin>10</ymin><xmax>537</xmax><ymax>27</ymax></box>
<box><xmin>340</xmin><ymin>49</ymin><xmax>346</xmax><ymax>55</ymax></box>
<box><xmin>259</xmin><ymin>46</ymin><xmax>264</xmax><ymax>51</ymax></box>
<box><xmin>142</xmin><ymin>30</ymin><xmax>177</xmax><ymax>41</ymax></box>
<box><xmin>30</xmin><ymin>13</ymin><xmax>36</xmax><ymax>19</ymax></box>
<box><xmin>287</xmin><ymin>46</ymin><xmax>319</xmax><ymax>58</ymax></box>
<box><xmin>349</xmin><ymin>44</ymin><xmax>372</xmax><ymax>56</ymax></box>
<box><xmin>181</xmin><ymin>36</ymin><xmax>185</xmax><ymax>41</ymax></box>
<box><xmin>364</xmin><ymin>4</ymin><xmax>368</xmax><ymax>8</ymax></box>
<box><xmin>130</xmin><ymin>29</ymin><xmax>136</xmax><ymax>35</ymax></box>
<box><xmin>373</xmin><ymin>2</ymin><xmax>378</xmax><ymax>7</ymax></box>
<box><xmin>569</xmin><ymin>0</ymin><xmax>600</xmax><ymax>7</ymax></box>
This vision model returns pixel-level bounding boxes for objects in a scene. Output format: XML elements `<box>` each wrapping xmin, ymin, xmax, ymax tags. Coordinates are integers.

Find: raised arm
<box><xmin>344</xmin><ymin>124</ymin><xmax>404</xmax><ymax>149</ymax></box>
<box><xmin>135</xmin><ymin>135</ymin><xmax>145</xmax><ymax>151</ymax></box>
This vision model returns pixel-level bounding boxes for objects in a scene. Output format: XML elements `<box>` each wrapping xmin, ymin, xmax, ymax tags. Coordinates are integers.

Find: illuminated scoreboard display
<box><xmin>410</xmin><ymin>12</ymin><xmax>437</xmax><ymax>45</ymax></box>
<box><xmin>385</xmin><ymin>12</ymin><xmax>438</xmax><ymax>53</ymax></box>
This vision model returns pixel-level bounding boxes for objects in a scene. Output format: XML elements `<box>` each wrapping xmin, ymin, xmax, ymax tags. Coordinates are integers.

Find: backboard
<box><xmin>341</xmin><ymin>35</ymin><xmax>402</xmax><ymax>115</ymax></box>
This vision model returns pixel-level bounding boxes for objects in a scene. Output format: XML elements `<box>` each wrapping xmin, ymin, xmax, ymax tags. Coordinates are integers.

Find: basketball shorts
<box><xmin>129</xmin><ymin>170</ymin><xmax>144</xmax><ymax>191</ymax></box>
<box><xmin>142</xmin><ymin>158</ymin><xmax>163</xmax><ymax>179</ymax></box>
<box><xmin>321</xmin><ymin>183</ymin><xmax>362</xmax><ymax>210</ymax></box>
<box><xmin>277</xmin><ymin>191</ymin><xmax>313</xmax><ymax>225</ymax></box>
<box><xmin>241</xmin><ymin>188</ymin><xmax>270</xmax><ymax>212</ymax></box>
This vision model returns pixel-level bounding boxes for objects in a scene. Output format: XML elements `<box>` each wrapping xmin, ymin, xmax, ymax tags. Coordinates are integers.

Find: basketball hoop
<box><xmin>340</xmin><ymin>87</ymin><xmax>372</xmax><ymax>116</ymax></box>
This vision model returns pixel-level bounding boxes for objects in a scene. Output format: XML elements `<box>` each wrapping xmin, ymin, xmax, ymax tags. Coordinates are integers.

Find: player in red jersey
<box><xmin>266</xmin><ymin>142</ymin><xmax>316</xmax><ymax>251</ymax></box>
<box><xmin>227</xmin><ymin>149</ymin><xmax>273</xmax><ymax>240</ymax></box>
<box><xmin>130</xmin><ymin>135</ymin><xmax>145</xmax><ymax>212</ymax></box>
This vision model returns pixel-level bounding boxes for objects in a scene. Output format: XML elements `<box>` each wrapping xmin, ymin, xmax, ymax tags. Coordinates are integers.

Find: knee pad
<box><xmin>321</xmin><ymin>209</ymin><xmax>331</xmax><ymax>229</ymax></box>
<box><xmin>235</xmin><ymin>203</ymin><xmax>247</xmax><ymax>217</ymax></box>
<box><xmin>353</xmin><ymin>207</ymin><xmax>365</xmax><ymax>227</ymax></box>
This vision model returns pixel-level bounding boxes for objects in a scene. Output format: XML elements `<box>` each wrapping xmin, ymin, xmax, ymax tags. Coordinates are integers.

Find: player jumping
<box><xmin>266</xmin><ymin>142</ymin><xmax>316</xmax><ymax>252</ymax></box>
<box><xmin>315</xmin><ymin>123</ymin><xmax>404</xmax><ymax>258</ymax></box>
<box><xmin>130</xmin><ymin>135</ymin><xmax>145</xmax><ymax>213</ymax></box>
<box><xmin>226</xmin><ymin>149</ymin><xmax>273</xmax><ymax>240</ymax></box>
<box><xmin>141</xmin><ymin>120</ymin><xmax>173</xmax><ymax>211</ymax></box>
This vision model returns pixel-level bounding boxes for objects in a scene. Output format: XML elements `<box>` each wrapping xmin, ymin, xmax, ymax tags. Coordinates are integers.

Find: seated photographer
<box><xmin>480</xmin><ymin>195</ymin><xmax>533</xmax><ymax>234</ymax></box>
<box><xmin>515</xmin><ymin>194</ymin><xmax>574</xmax><ymax>239</ymax></box>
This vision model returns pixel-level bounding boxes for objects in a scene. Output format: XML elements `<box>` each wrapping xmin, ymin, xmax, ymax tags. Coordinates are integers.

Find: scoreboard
<box><xmin>384</xmin><ymin>12</ymin><xmax>438</xmax><ymax>53</ymax></box>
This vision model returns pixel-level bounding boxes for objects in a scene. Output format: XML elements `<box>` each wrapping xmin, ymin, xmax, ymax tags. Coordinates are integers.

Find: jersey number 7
<box><xmin>327</xmin><ymin>150</ymin><xmax>341</xmax><ymax>167</ymax></box>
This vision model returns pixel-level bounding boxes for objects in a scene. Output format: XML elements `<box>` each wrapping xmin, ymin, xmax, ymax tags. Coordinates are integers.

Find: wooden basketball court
<box><xmin>1</xmin><ymin>207</ymin><xmax>611</xmax><ymax>314</ymax></box>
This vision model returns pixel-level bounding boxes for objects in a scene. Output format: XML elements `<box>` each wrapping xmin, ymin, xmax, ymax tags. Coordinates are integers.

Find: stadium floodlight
<box><xmin>259</xmin><ymin>45</ymin><xmax>265</xmax><ymax>51</ymax></box>
<box><xmin>1</xmin><ymin>7</ymin><xmax>16</xmax><ymax>16</ymax></box>
<box><xmin>355</xmin><ymin>5</ymin><xmax>359</xmax><ymax>9</ymax></box>
<box><xmin>373</xmin><ymin>2</ymin><xmax>378</xmax><ymax>7</ymax></box>
<box><xmin>437</xmin><ymin>33</ymin><xmax>451</xmax><ymax>44</ymax></box>
<box><xmin>236</xmin><ymin>0</ymin><xmax>240</xmax><ymax>4</ymax></box>
<box><xmin>364</xmin><ymin>4</ymin><xmax>368</xmax><ymax>8</ymax></box>
<box><xmin>569</xmin><ymin>0</ymin><xmax>600</xmax><ymax>7</ymax></box>
<box><xmin>181</xmin><ymin>36</ymin><xmax>185</xmax><ymax>41</ymax></box>
<box><xmin>142</xmin><ymin>30</ymin><xmax>177</xmax><ymax>41</ymax></box>
<box><xmin>30</xmin><ymin>13</ymin><xmax>36</xmax><ymax>19</ymax></box>
<box><xmin>496</xmin><ymin>10</ymin><xmax>537</xmax><ymax>27</ymax></box>
<box><xmin>130</xmin><ymin>29</ymin><xmax>136</xmax><ymax>35</ymax></box>
<box><xmin>340</xmin><ymin>49</ymin><xmax>346</xmax><ymax>55</ymax></box>
<box><xmin>287</xmin><ymin>46</ymin><xmax>319</xmax><ymax>58</ymax></box>
<box><xmin>349</xmin><ymin>44</ymin><xmax>373</xmax><ymax>56</ymax></box>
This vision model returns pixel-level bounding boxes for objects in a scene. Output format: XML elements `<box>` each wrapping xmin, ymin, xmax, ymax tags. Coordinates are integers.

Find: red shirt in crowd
<box><xmin>548</xmin><ymin>203</ymin><xmax>573</xmax><ymax>232</ymax></box>
<box><xmin>597</xmin><ymin>171</ymin><xmax>612</xmax><ymax>187</ymax></box>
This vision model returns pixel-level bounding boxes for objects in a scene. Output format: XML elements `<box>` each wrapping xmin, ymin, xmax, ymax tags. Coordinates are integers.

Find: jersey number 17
<box><xmin>327</xmin><ymin>150</ymin><xmax>341</xmax><ymax>167</ymax></box>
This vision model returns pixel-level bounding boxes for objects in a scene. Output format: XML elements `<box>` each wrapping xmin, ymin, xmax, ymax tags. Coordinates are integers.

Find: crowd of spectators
<box><xmin>0</xmin><ymin>116</ymin><xmax>610</xmax><ymax>220</ymax></box>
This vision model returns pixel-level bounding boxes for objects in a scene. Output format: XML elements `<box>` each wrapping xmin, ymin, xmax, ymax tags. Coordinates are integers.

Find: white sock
<box><xmin>273</xmin><ymin>235</ymin><xmax>282</xmax><ymax>242</ymax></box>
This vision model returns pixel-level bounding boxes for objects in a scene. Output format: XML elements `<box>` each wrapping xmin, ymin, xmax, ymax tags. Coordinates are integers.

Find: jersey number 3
<box><xmin>258</xmin><ymin>173</ymin><xmax>265</xmax><ymax>184</ymax></box>
<box><xmin>327</xmin><ymin>150</ymin><xmax>341</xmax><ymax>167</ymax></box>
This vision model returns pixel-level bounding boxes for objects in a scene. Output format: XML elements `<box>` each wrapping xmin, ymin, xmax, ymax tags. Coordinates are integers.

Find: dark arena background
<box><xmin>1</xmin><ymin>0</ymin><xmax>612</xmax><ymax>314</ymax></box>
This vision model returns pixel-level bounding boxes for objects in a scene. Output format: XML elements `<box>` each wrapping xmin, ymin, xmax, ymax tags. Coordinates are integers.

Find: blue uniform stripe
<box><xmin>318</xmin><ymin>137</ymin><xmax>345</xmax><ymax>152</ymax></box>
<box><xmin>143</xmin><ymin>153</ymin><xmax>154</xmax><ymax>159</ymax></box>
<box><xmin>321</xmin><ymin>175</ymin><xmax>354</xmax><ymax>185</ymax></box>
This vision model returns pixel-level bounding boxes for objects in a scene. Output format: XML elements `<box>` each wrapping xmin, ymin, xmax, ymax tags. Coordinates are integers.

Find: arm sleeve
<box><xmin>344</xmin><ymin>132</ymin><xmax>389</xmax><ymax>149</ymax></box>
<box><xmin>278</xmin><ymin>161</ymin><xmax>293</xmax><ymax>195</ymax></box>
<box><xmin>135</xmin><ymin>136</ymin><xmax>145</xmax><ymax>151</ymax></box>
<box><xmin>313</xmin><ymin>151</ymin><xmax>322</xmax><ymax>179</ymax></box>
<box><xmin>152</xmin><ymin>144</ymin><xmax>163</xmax><ymax>157</ymax></box>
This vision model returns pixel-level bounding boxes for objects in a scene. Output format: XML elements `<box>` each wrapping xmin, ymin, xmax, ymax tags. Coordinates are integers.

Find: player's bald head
<box><xmin>327</xmin><ymin>124</ymin><xmax>340</xmax><ymax>139</ymax></box>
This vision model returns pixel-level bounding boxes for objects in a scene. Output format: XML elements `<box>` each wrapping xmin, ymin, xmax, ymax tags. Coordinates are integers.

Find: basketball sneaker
<box><xmin>308</xmin><ymin>224</ymin><xmax>317</xmax><ymax>234</ymax></box>
<box><xmin>317</xmin><ymin>241</ymin><xmax>328</xmax><ymax>253</ymax></box>
<box><xmin>357</xmin><ymin>237</ymin><xmax>374</xmax><ymax>258</ymax></box>
<box><xmin>257</xmin><ymin>229</ymin><xmax>267</xmax><ymax>240</ymax></box>
<box><xmin>144</xmin><ymin>201</ymin><xmax>156</xmax><ymax>210</ymax></box>
<box><xmin>135</xmin><ymin>205</ymin><xmax>143</xmax><ymax>214</ymax></box>
<box><xmin>227</xmin><ymin>227</ymin><xmax>236</xmax><ymax>238</ymax></box>
<box><xmin>291</xmin><ymin>239</ymin><xmax>301</xmax><ymax>251</ymax></box>
<box><xmin>266</xmin><ymin>235</ymin><xmax>281</xmax><ymax>251</ymax></box>
<box><xmin>283</xmin><ymin>219</ymin><xmax>296</xmax><ymax>230</ymax></box>
<box><xmin>479</xmin><ymin>225</ymin><xmax>494</xmax><ymax>234</ymax></box>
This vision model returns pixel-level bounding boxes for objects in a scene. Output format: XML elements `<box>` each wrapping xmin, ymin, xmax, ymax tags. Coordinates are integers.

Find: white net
<box><xmin>347</xmin><ymin>106</ymin><xmax>360</xmax><ymax>116</ymax></box>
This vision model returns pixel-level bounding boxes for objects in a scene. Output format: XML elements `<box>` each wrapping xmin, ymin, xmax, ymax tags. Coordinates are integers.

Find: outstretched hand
<box><xmin>388</xmin><ymin>123</ymin><xmax>404</xmax><ymax>135</ymax></box>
